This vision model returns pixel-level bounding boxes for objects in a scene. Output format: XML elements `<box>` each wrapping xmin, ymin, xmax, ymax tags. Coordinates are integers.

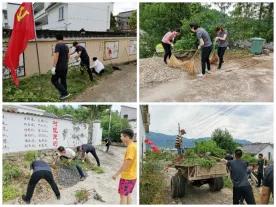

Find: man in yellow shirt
<box><xmin>112</xmin><ymin>128</ymin><xmax>137</xmax><ymax>204</ymax></box>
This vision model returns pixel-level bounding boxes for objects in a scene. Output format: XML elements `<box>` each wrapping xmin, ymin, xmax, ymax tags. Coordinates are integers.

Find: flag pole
<box><xmin>32</xmin><ymin>3</ymin><xmax>41</xmax><ymax>75</ymax></box>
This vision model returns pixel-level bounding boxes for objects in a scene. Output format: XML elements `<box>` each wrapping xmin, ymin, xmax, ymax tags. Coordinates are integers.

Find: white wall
<box><xmin>92</xmin><ymin>121</ymin><xmax>102</xmax><ymax>146</ymax></box>
<box><xmin>255</xmin><ymin>145</ymin><xmax>274</xmax><ymax>161</ymax></box>
<box><xmin>3</xmin><ymin>112</ymin><xmax>89</xmax><ymax>153</ymax></box>
<box><xmin>67</xmin><ymin>3</ymin><xmax>113</xmax><ymax>31</ymax></box>
<box><xmin>44</xmin><ymin>4</ymin><xmax>69</xmax><ymax>30</ymax></box>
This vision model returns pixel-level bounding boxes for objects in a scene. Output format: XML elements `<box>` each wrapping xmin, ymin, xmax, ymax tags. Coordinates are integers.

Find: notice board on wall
<box><xmin>128</xmin><ymin>40</ymin><xmax>137</xmax><ymax>55</ymax></box>
<box><xmin>103</xmin><ymin>41</ymin><xmax>119</xmax><ymax>60</ymax></box>
<box><xmin>3</xmin><ymin>112</ymin><xmax>89</xmax><ymax>153</ymax></box>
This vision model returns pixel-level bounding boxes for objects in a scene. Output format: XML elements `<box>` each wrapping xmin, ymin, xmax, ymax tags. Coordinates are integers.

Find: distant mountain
<box><xmin>146</xmin><ymin>131</ymin><xmax>252</xmax><ymax>149</ymax></box>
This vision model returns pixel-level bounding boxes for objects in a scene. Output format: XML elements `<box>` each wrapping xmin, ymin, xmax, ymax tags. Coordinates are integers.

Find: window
<box><xmin>268</xmin><ymin>152</ymin><xmax>271</xmax><ymax>160</ymax></box>
<box><xmin>59</xmin><ymin>7</ymin><xmax>64</xmax><ymax>21</ymax></box>
<box><xmin>123</xmin><ymin>115</ymin><xmax>128</xmax><ymax>119</ymax></box>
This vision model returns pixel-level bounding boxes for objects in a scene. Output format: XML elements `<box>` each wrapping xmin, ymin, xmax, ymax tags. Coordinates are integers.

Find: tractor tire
<box><xmin>209</xmin><ymin>177</ymin><xmax>224</xmax><ymax>192</ymax></box>
<box><xmin>171</xmin><ymin>174</ymin><xmax>187</xmax><ymax>198</ymax></box>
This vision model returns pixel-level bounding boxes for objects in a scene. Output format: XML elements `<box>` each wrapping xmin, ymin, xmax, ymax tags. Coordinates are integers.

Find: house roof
<box><xmin>241</xmin><ymin>143</ymin><xmax>273</xmax><ymax>154</ymax></box>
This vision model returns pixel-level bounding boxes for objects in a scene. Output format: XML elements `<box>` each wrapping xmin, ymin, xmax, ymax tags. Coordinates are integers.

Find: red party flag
<box><xmin>4</xmin><ymin>2</ymin><xmax>35</xmax><ymax>86</ymax></box>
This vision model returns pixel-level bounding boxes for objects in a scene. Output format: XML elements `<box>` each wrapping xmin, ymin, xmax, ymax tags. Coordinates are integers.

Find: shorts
<box><xmin>118</xmin><ymin>178</ymin><xmax>136</xmax><ymax>196</ymax></box>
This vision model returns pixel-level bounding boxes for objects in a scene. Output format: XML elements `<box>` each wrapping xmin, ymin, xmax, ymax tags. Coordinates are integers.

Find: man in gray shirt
<box><xmin>190</xmin><ymin>23</ymin><xmax>212</xmax><ymax>77</ymax></box>
<box><xmin>226</xmin><ymin>149</ymin><xmax>256</xmax><ymax>204</ymax></box>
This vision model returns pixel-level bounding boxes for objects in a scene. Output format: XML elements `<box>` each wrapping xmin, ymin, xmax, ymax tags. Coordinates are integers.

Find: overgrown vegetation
<box><xmin>242</xmin><ymin>153</ymin><xmax>258</xmax><ymax>165</ymax></box>
<box><xmin>223</xmin><ymin>176</ymin><xmax>233</xmax><ymax>188</ymax></box>
<box><xmin>140</xmin><ymin>3</ymin><xmax>273</xmax><ymax>58</ymax></box>
<box><xmin>3</xmin><ymin>65</ymin><xmax>113</xmax><ymax>102</ymax></box>
<box><xmin>3</xmin><ymin>161</ymin><xmax>23</xmax><ymax>202</ymax></box>
<box><xmin>140</xmin><ymin>151</ymin><xmax>168</xmax><ymax>204</ymax></box>
<box><xmin>75</xmin><ymin>189</ymin><xmax>90</xmax><ymax>203</ymax></box>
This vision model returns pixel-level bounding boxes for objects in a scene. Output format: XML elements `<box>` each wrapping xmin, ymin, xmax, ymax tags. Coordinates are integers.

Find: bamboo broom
<box><xmin>182</xmin><ymin>49</ymin><xmax>200</xmax><ymax>75</ymax></box>
<box><xmin>210</xmin><ymin>40</ymin><xmax>219</xmax><ymax>64</ymax></box>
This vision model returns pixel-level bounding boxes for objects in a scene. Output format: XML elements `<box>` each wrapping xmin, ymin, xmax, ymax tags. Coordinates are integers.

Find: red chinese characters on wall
<box><xmin>52</xmin><ymin>120</ymin><xmax>59</xmax><ymax>147</ymax></box>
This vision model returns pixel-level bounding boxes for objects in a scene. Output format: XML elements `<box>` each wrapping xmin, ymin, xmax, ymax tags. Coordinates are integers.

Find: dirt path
<box><xmin>8</xmin><ymin>146</ymin><xmax>137</xmax><ymax>205</ymax></box>
<box><xmin>140</xmin><ymin>54</ymin><xmax>273</xmax><ymax>102</ymax></box>
<box><xmin>73</xmin><ymin>63</ymin><xmax>137</xmax><ymax>102</ymax></box>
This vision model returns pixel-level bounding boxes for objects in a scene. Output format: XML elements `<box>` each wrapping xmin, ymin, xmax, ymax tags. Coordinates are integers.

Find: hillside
<box><xmin>147</xmin><ymin>131</ymin><xmax>252</xmax><ymax>149</ymax></box>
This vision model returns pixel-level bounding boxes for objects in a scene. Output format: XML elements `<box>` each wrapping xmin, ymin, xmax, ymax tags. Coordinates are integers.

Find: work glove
<box><xmin>171</xmin><ymin>43</ymin><xmax>174</xmax><ymax>47</ymax></box>
<box><xmin>198</xmin><ymin>45</ymin><xmax>202</xmax><ymax>50</ymax></box>
<box><xmin>51</xmin><ymin>67</ymin><xmax>56</xmax><ymax>75</ymax></box>
<box><xmin>215</xmin><ymin>37</ymin><xmax>219</xmax><ymax>41</ymax></box>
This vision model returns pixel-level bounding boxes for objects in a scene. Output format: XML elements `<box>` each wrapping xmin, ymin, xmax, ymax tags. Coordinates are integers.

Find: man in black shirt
<box><xmin>226</xmin><ymin>149</ymin><xmax>256</xmax><ymax>204</ymax></box>
<box><xmin>22</xmin><ymin>160</ymin><xmax>60</xmax><ymax>204</ymax></box>
<box><xmin>257</xmin><ymin>153</ymin><xmax>264</xmax><ymax>187</ymax></box>
<box><xmin>51</xmin><ymin>34</ymin><xmax>70</xmax><ymax>100</ymax></box>
<box><xmin>260</xmin><ymin>164</ymin><xmax>273</xmax><ymax>204</ymax></box>
<box><xmin>77</xmin><ymin>144</ymin><xmax>100</xmax><ymax>166</ymax></box>
<box><xmin>104</xmin><ymin>137</ymin><xmax>112</xmax><ymax>152</ymax></box>
<box><xmin>71</xmin><ymin>42</ymin><xmax>93</xmax><ymax>81</ymax></box>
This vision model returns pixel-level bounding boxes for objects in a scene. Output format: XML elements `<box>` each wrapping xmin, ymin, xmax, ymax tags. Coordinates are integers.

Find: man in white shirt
<box><xmin>57</xmin><ymin>146</ymin><xmax>86</xmax><ymax>180</ymax></box>
<box><xmin>90</xmin><ymin>57</ymin><xmax>105</xmax><ymax>76</ymax></box>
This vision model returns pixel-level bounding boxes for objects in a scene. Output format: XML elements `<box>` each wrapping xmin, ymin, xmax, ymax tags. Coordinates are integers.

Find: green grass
<box><xmin>223</xmin><ymin>176</ymin><xmax>233</xmax><ymax>188</ymax></box>
<box><xmin>91</xmin><ymin>165</ymin><xmax>104</xmax><ymax>174</ymax></box>
<box><xmin>3</xmin><ymin>161</ymin><xmax>21</xmax><ymax>185</ymax></box>
<box><xmin>75</xmin><ymin>189</ymin><xmax>90</xmax><ymax>203</ymax></box>
<box><xmin>3</xmin><ymin>184</ymin><xmax>21</xmax><ymax>202</ymax></box>
<box><xmin>3</xmin><ymin>65</ymin><xmax>113</xmax><ymax>102</ymax></box>
<box><xmin>3</xmin><ymin>160</ymin><xmax>22</xmax><ymax>202</ymax></box>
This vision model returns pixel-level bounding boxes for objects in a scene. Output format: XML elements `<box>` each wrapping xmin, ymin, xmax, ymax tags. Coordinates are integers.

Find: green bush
<box><xmin>194</xmin><ymin>140</ymin><xmax>226</xmax><ymax>158</ymax></box>
<box><xmin>24</xmin><ymin>151</ymin><xmax>38</xmax><ymax>162</ymax></box>
<box><xmin>242</xmin><ymin>153</ymin><xmax>258</xmax><ymax>165</ymax></box>
<box><xmin>3</xmin><ymin>162</ymin><xmax>21</xmax><ymax>185</ymax></box>
<box><xmin>140</xmin><ymin>157</ymin><xmax>167</xmax><ymax>204</ymax></box>
<box><xmin>3</xmin><ymin>185</ymin><xmax>21</xmax><ymax>202</ymax></box>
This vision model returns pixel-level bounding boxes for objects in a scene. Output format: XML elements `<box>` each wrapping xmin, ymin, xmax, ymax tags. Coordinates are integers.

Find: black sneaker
<box><xmin>57</xmin><ymin>195</ymin><xmax>61</xmax><ymax>200</ymax></box>
<box><xmin>60</xmin><ymin>93</ymin><xmax>71</xmax><ymax>100</ymax></box>
<box><xmin>22</xmin><ymin>195</ymin><xmax>30</xmax><ymax>204</ymax></box>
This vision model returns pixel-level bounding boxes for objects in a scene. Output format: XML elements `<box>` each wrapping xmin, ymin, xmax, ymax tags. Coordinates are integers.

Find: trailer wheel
<box><xmin>171</xmin><ymin>175</ymin><xmax>187</xmax><ymax>198</ymax></box>
<box><xmin>209</xmin><ymin>177</ymin><xmax>224</xmax><ymax>191</ymax></box>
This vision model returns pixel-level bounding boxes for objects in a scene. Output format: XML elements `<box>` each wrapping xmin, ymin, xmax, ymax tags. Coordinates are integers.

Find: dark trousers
<box><xmin>81</xmin><ymin>59</ymin><xmax>93</xmax><ymax>81</ymax></box>
<box><xmin>201</xmin><ymin>46</ymin><xmax>212</xmax><ymax>74</ymax></box>
<box><xmin>92</xmin><ymin>68</ymin><xmax>105</xmax><ymax>76</ymax></box>
<box><xmin>218</xmin><ymin>47</ymin><xmax>227</xmax><ymax>69</ymax></box>
<box><xmin>257</xmin><ymin>172</ymin><xmax>263</xmax><ymax>187</ymax></box>
<box><xmin>76</xmin><ymin>164</ymin><xmax>85</xmax><ymax>177</ymax></box>
<box><xmin>233</xmin><ymin>186</ymin><xmax>256</xmax><ymax>204</ymax></box>
<box><xmin>51</xmin><ymin>70</ymin><xmax>68</xmax><ymax>96</ymax></box>
<box><xmin>88</xmin><ymin>148</ymin><xmax>100</xmax><ymax>166</ymax></box>
<box><xmin>162</xmin><ymin>42</ymin><xmax>172</xmax><ymax>64</ymax></box>
<box><xmin>106</xmin><ymin>144</ymin><xmax>110</xmax><ymax>152</ymax></box>
<box><xmin>25</xmin><ymin>170</ymin><xmax>60</xmax><ymax>202</ymax></box>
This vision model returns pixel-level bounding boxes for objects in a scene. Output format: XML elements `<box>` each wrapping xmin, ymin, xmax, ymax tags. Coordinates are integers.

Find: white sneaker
<box><xmin>206</xmin><ymin>70</ymin><xmax>212</xmax><ymax>74</ymax></box>
<box><xmin>197</xmin><ymin>73</ymin><xmax>203</xmax><ymax>78</ymax></box>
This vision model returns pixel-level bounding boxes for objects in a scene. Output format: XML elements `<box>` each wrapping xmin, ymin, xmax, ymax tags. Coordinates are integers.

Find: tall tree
<box><xmin>211</xmin><ymin>128</ymin><xmax>238</xmax><ymax>154</ymax></box>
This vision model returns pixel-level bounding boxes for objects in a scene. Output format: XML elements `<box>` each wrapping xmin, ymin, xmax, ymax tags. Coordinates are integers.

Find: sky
<box><xmin>113</xmin><ymin>2</ymin><xmax>137</xmax><ymax>15</ymax></box>
<box><xmin>149</xmin><ymin>105</ymin><xmax>273</xmax><ymax>143</ymax></box>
